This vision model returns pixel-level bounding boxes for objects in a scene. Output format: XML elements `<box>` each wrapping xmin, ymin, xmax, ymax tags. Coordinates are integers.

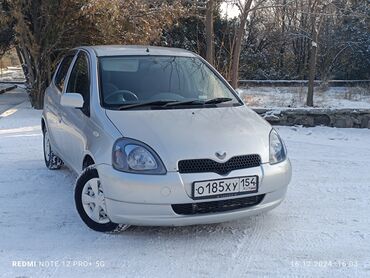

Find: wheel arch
<box><xmin>82</xmin><ymin>153</ymin><xmax>96</xmax><ymax>170</ymax></box>
<box><xmin>41</xmin><ymin>117</ymin><xmax>46</xmax><ymax>133</ymax></box>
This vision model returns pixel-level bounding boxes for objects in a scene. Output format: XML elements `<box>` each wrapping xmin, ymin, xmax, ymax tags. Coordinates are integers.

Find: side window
<box><xmin>54</xmin><ymin>55</ymin><xmax>74</xmax><ymax>91</ymax></box>
<box><xmin>66</xmin><ymin>52</ymin><xmax>90</xmax><ymax>116</ymax></box>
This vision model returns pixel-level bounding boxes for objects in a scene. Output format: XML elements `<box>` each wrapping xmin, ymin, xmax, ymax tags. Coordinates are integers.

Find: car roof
<box><xmin>79</xmin><ymin>45</ymin><xmax>197</xmax><ymax>58</ymax></box>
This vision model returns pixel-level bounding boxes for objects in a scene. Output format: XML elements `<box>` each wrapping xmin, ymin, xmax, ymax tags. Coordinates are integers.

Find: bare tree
<box><xmin>230</xmin><ymin>0</ymin><xmax>253</xmax><ymax>88</ymax></box>
<box><xmin>4</xmin><ymin>0</ymin><xmax>93</xmax><ymax>108</ymax></box>
<box><xmin>86</xmin><ymin>0</ymin><xmax>185</xmax><ymax>45</ymax></box>
<box><xmin>0</xmin><ymin>1</ymin><xmax>14</xmax><ymax>58</ymax></box>
<box><xmin>205</xmin><ymin>0</ymin><xmax>214</xmax><ymax>64</ymax></box>
<box><xmin>306</xmin><ymin>0</ymin><xmax>324</xmax><ymax>106</ymax></box>
<box><xmin>229</xmin><ymin>0</ymin><xmax>271</xmax><ymax>88</ymax></box>
<box><xmin>2</xmin><ymin>0</ymin><xmax>185</xmax><ymax>108</ymax></box>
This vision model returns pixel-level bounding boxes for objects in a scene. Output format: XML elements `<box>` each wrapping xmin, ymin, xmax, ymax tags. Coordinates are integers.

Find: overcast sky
<box><xmin>220</xmin><ymin>2</ymin><xmax>240</xmax><ymax>18</ymax></box>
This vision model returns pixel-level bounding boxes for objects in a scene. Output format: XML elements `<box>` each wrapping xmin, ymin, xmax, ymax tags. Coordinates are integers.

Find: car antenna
<box><xmin>146</xmin><ymin>47</ymin><xmax>150</xmax><ymax>53</ymax></box>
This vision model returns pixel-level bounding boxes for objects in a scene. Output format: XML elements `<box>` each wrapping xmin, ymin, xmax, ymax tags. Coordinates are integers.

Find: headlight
<box><xmin>269</xmin><ymin>129</ymin><xmax>287</xmax><ymax>164</ymax></box>
<box><xmin>112</xmin><ymin>138</ymin><xmax>166</xmax><ymax>174</ymax></box>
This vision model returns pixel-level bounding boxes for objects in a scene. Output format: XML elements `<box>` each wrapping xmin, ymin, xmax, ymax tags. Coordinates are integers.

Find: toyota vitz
<box><xmin>42</xmin><ymin>45</ymin><xmax>292</xmax><ymax>232</ymax></box>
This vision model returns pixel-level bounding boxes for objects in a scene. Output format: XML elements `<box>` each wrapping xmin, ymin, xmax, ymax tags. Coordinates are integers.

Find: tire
<box><xmin>74</xmin><ymin>166</ymin><xmax>130</xmax><ymax>233</ymax></box>
<box><xmin>43</xmin><ymin>128</ymin><xmax>63</xmax><ymax>170</ymax></box>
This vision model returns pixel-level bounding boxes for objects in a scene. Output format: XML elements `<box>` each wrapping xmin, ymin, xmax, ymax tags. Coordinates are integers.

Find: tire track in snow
<box><xmin>226</xmin><ymin>214</ymin><xmax>265</xmax><ymax>277</ymax></box>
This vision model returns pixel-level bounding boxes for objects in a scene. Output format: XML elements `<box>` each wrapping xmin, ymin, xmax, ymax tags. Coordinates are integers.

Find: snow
<box><xmin>0</xmin><ymin>67</ymin><xmax>25</xmax><ymax>82</ymax></box>
<box><xmin>1</xmin><ymin>97</ymin><xmax>370</xmax><ymax>277</ymax></box>
<box><xmin>238</xmin><ymin>86</ymin><xmax>370</xmax><ymax>109</ymax></box>
<box><xmin>0</xmin><ymin>86</ymin><xmax>27</xmax><ymax>115</ymax></box>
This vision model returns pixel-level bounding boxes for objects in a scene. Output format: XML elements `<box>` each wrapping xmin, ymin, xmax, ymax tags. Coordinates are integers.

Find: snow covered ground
<box><xmin>238</xmin><ymin>86</ymin><xmax>370</xmax><ymax>109</ymax></box>
<box><xmin>1</xmin><ymin>93</ymin><xmax>370</xmax><ymax>277</ymax></box>
<box><xmin>0</xmin><ymin>86</ymin><xmax>27</xmax><ymax>115</ymax></box>
<box><xmin>0</xmin><ymin>67</ymin><xmax>25</xmax><ymax>82</ymax></box>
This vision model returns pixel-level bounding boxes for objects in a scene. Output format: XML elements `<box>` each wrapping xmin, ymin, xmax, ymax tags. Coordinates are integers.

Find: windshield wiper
<box><xmin>117</xmin><ymin>97</ymin><xmax>234</xmax><ymax>110</ymax></box>
<box><xmin>204</xmin><ymin>97</ymin><xmax>233</xmax><ymax>104</ymax></box>
<box><xmin>118</xmin><ymin>100</ymin><xmax>177</xmax><ymax>110</ymax></box>
<box><xmin>163</xmin><ymin>97</ymin><xmax>233</xmax><ymax>107</ymax></box>
<box><xmin>162</xmin><ymin>99</ymin><xmax>203</xmax><ymax>107</ymax></box>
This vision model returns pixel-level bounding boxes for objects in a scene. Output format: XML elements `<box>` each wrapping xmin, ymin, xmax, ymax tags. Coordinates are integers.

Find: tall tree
<box><xmin>205</xmin><ymin>0</ymin><xmax>215</xmax><ymax>64</ymax></box>
<box><xmin>306</xmin><ymin>0</ymin><xmax>323</xmax><ymax>106</ymax></box>
<box><xmin>1</xmin><ymin>0</ymin><xmax>184</xmax><ymax>109</ymax></box>
<box><xmin>2</xmin><ymin>0</ymin><xmax>97</xmax><ymax>108</ymax></box>
<box><xmin>0</xmin><ymin>1</ymin><xmax>14</xmax><ymax>57</ymax></box>
<box><xmin>230</xmin><ymin>0</ymin><xmax>265</xmax><ymax>88</ymax></box>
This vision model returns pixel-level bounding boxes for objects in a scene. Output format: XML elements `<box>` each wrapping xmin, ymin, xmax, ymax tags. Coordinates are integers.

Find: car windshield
<box><xmin>99</xmin><ymin>56</ymin><xmax>241</xmax><ymax>109</ymax></box>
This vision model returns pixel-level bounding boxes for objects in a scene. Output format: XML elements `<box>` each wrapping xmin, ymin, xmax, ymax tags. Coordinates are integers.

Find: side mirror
<box><xmin>60</xmin><ymin>93</ymin><xmax>84</xmax><ymax>108</ymax></box>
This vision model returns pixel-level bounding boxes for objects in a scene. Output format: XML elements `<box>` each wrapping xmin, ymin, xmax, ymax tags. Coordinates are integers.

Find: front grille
<box><xmin>172</xmin><ymin>194</ymin><xmax>265</xmax><ymax>215</ymax></box>
<box><xmin>178</xmin><ymin>154</ymin><xmax>261</xmax><ymax>175</ymax></box>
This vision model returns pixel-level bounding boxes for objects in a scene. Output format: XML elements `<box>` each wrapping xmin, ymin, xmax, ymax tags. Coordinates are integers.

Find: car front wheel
<box><xmin>74</xmin><ymin>166</ymin><xmax>130</xmax><ymax>233</ymax></box>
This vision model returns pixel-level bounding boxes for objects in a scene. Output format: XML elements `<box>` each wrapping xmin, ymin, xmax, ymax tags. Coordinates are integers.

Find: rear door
<box><xmin>44</xmin><ymin>52</ymin><xmax>76</xmax><ymax>155</ymax></box>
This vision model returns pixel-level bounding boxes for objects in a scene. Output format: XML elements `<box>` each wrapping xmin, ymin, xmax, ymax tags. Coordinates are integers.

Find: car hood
<box><xmin>105</xmin><ymin>105</ymin><xmax>272</xmax><ymax>172</ymax></box>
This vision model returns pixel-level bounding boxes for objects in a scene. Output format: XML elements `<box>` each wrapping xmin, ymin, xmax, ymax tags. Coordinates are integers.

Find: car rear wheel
<box><xmin>43</xmin><ymin>129</ymin><xmax>63</xmax><ymax>170</ymax></box>
<box><xmin>75</xmin><ymin>166</ymin><xmax>130</xmax><ymax>233</ymax></box>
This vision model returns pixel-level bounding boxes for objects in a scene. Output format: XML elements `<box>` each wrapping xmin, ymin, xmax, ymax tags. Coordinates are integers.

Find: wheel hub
<box><xmin>81</xmin><ymin>178</ymin><xmax>110</xmax><ymax>224</ymax></box>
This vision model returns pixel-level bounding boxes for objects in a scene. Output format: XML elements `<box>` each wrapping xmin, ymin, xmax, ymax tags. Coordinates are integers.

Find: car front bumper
<box><xmin>97</xmin><ymin>159</ymin><xmax>292</xmax><ymax>226</ymax></box>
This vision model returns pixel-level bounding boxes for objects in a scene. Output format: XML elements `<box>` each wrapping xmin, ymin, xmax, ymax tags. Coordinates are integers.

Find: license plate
<box><xmin>192</xmin><ymin>176</ymin><xmax>258</xmax><ymax>199</ymax></box>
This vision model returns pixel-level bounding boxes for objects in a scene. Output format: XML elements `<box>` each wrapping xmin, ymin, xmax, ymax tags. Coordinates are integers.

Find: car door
<box><xmin>45</xmin><ymin>52</ymin><xmax>76</xmax><ymax>155</ymax></box>
<box><xmin>59</xmin><ymin>51</ymin><xmax>91</xmax><ymax>171</ymax></box>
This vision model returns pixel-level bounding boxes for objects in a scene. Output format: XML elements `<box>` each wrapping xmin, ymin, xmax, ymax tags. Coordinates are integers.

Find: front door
<box><xmin>59</xmin><ymin>51</ymin><xmax>91</xmax><ymax>171</ymax></box>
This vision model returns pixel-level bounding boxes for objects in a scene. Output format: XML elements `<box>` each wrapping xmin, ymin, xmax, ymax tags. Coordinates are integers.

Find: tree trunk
<box><xmin>230</xmin><ymin>0</ymin><xmax>253</xmax><ymax>89</ymax></box>
<box><xmin>18</xmin><ymin>45</ymin><xmax>35</xmax><ymax>87</ymax></box>
<box><xmin>205</xmin><ymin>0</ymin><xmax>214</xmax><ymax>65</ymax></box>
<box><xmin>15</xmin><ymin>45</ymin><xmax>27</xmax><ymax>82</ymax></box>
<box><xmin>307</xmin><ymin>20</ymin><xmax>318</xmax><ymax>107</ymax></box>
<box><xmin>15</xmin><ymin>46</ymin><xmax>24</xmax><ymax>65</ymax></box>
<box><xmin>279</xmin><ymin>0</ymin><xmax>287</xmax><ymax>69</ymax></box>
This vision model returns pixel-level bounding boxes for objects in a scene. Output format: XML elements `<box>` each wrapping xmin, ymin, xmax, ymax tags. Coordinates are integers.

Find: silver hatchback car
<box><xmin>42</xmin><ymin>45</ymin><xmax>292</xmax><ymax>232</ymax></box>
